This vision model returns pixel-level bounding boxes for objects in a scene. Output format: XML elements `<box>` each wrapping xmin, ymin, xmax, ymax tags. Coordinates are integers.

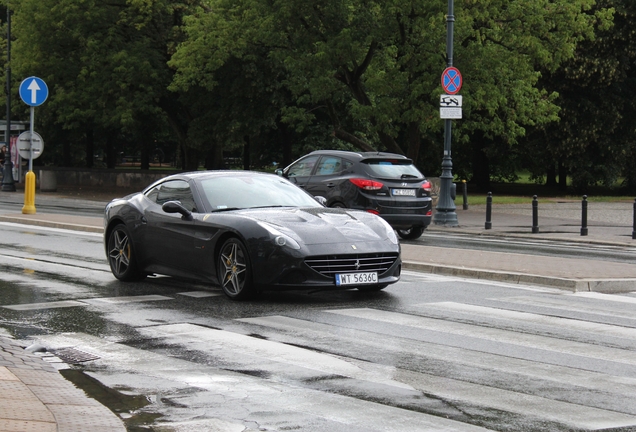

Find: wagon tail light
<box><xmin>349</xmin><ymin>178</ymin><xmax>384</xmax><ymax>190</ymax></box>
<box><xmin>421</xmin><ymin>180</ymin><xmax>432</xmax><ymax>193</ymax></box>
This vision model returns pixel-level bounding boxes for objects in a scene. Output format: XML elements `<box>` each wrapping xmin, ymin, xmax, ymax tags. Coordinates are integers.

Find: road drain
<box><xmin>52</xmin><ymin>347</ymin><xmax>100</xmax><ymax>363</ymax></box>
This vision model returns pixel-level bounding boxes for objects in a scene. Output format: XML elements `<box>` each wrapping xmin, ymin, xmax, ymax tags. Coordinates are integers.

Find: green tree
<box><xmin>170</xmin><ymin>0</ymin><xmax>608</xmax><ymax>176</ymax></box>
<box><xmin>521</xmin><ymin>0</ymin><xmax>636</xmax><ymax>193</ymax></box>
<box><xmin>4</xmin><ymin>0</ymin><xmax>201</xmax><ymax>169</ymax></box>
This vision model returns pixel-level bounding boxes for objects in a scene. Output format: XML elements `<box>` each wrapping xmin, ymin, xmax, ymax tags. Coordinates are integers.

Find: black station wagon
<box><xmin>277</xmin><ymin>150</ymin><xmax>433</xmax><ymax>240</ymax></box>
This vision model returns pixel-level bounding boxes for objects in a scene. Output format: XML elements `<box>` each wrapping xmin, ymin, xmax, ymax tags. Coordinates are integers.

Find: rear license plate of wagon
<box><xmin>335</xmin><ymin>272</ymin><xmax>378</xmax><ymax>286</ymax></box>
<box><xmin>392</xmin><ymin>188</ymin><xmax>416</xmax><ymax>196</ymax></box>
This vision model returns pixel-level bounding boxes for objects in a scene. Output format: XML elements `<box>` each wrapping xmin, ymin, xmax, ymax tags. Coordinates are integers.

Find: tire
<box><xmin>357</xmin><ymin>284</ymin><xmax>388</xmax><ymax>292</ymax></box>
<box><xmin>329</xmin><ymin>202</ymin><xmax>346</xmax><ymax>209</ymax></box>
<box><xmin>107</xmin><ymin>224</ymin><xmax>145</xmax><ymax>281</ymax></box>
<box><xmin>218</xmin><ymin>237</ymin><xmax>253</xmax><ymax>300</ymax></box>
<box><xmin>396</xmin><ymin>226</ymin><xmax>424</xmax><ymax>240</ymax></box>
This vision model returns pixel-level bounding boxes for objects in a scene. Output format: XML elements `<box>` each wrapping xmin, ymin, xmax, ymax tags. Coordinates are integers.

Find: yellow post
<box><xmin>22</xmin><ymin>170</ymin><xmax>36</xmax><ymax>214</ymax></box>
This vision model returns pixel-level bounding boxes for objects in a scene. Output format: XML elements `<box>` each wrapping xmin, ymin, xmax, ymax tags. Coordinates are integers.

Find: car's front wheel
<box><xmin>396</xmin><ymin>226</ymin><xmax>424</xmax><ymax>240</ymax></box>
<box><xmin>107</xmin><ymin>224</ymin><xmax>145</xmax><ymax>281</ymax></box>
<box><xmin>218</xmin><ymin>237</ymin><xmax>253</xmax><ymax>300</ymax></box>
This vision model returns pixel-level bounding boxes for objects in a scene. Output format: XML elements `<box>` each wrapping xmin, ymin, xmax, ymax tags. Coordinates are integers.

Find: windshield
<box><xmin>198</xmin><ymin>174</ymin><xmax>322</xmax><ymax>211</ymax></box>
<box><xmin>363</xmin><ymin>159</ymin><xmax>424</xmax><ymax>180</ymax></box>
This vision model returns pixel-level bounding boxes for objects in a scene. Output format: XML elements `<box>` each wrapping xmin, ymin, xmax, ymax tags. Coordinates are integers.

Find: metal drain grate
<box><xmin>51</xmin><ymin>348</ymin><xmax>100</xmax><ymax>364</ymax></box>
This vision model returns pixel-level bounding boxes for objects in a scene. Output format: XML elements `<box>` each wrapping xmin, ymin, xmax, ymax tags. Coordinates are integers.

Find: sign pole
<box><xmin>2</xmin><ymin>4</ymin><xmax>15</xmax><ymax>192</ymax></box>
<box><xmin>18</xmin><ymin>76</ymin><xmax>48</xmax><ymax>214</ymax></box>
<box><xmin>22</xmin><ymin>106</ymin><xmax>36</xmax><ymax>214</ymax></box>
<box><xmin>433</xmin><ymin>0</ymin><xmax>459</xmax><ymax>226</ymax></box>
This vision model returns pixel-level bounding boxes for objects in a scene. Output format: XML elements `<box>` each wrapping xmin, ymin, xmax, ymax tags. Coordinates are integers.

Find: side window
<box><xmin>316</xmin><ymin>157</ymin><xmax>341</xmax><ymax>176</ymax></box>
<box><xmin>145</xmin><ymin>180</ymin><xmax>197</xmax><ymax>212</ymax></box>
<box><xmin>287</xmin><ymin>155</ymin><xmax>319</xmax><ymax>177</ymax></box>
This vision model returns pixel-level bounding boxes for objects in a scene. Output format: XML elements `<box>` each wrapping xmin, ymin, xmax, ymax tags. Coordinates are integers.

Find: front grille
<box><xmin>305</xmin><ymin>252</ymin><xmax>399</xmax><ymax>276</ymax></box>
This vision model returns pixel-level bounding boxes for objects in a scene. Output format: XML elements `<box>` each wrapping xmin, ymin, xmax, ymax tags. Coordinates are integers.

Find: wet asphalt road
<box><xmin>3</xmin><ymin>194</ymin><xmax>636</xmax><ymax>265</ymax></box>
<box><xmin>2</xmin><ymin>223</ymin><xmax>636</xmax><ymax>430</ymax></box>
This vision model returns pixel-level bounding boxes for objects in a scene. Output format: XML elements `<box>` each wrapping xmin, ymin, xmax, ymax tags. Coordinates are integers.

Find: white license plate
<box><xmin>392</xmin><ymin>188</ymin><xmax>416</xmax><ymax>196</ymax></box>
<box><xmin>335</xmin><ymin>272</ymin><xmax>378</xmax><ymax>286</ymax></box>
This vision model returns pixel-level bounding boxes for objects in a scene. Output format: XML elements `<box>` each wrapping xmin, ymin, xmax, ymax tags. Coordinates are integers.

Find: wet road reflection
<box><xmin>2</xmin><ymin>223</ymin><xmax>636</xmax><ymax>431</ymax></box>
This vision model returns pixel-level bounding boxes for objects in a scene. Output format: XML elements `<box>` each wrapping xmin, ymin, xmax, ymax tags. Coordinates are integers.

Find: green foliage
<box><xmin>520</xmin><ymin>0</ymin><xmax>636</xmax><ymax>193</ymax></box>
<box><xmin>171</xmin><ymin>0</ymin><xmax>607</xmax><ymax>164</ymax></box>
<box><xmin>0</xmin><ymin>0</ymin><xmax>629</xmax><ymax>187</ymax></box>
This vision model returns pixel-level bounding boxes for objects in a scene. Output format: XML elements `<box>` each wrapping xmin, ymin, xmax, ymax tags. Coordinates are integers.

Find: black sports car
<box><xmin>104</xmin><ymin>171</ymin><xmax>401</xmax><ymax>300</ymax></box>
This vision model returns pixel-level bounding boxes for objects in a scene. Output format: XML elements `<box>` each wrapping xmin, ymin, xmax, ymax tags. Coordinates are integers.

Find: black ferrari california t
<box><xmin>104</xmin><ymin>171</ymin><xmax>401</xmax><ymax>300</ymax></box>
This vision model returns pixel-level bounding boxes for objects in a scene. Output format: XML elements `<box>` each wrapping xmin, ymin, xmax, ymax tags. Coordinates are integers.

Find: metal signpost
<box><xmin>433</xmin><ymin>0</ymin><xmax>460</xmax><ymax>226</ymax></box>
<box><xmin>18</xmin><ymin>76</ymin><xmax>48</xmax><ymax>214</ymax></box>
<box><xmin>2</xmin><ymin>4</ymin><xmax>15</xmax><ymax>192</ymax></box>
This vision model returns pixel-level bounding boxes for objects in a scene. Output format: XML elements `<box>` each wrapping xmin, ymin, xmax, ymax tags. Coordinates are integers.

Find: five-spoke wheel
<box><xmin>218</xmin><ymin>238</ymin><xmax>253</xmax><ymax>300</ymax></box>
<box><xmin>107</xmin><ymin>225</ymin><xmax>145</xmax><ymax>281</ymax></box>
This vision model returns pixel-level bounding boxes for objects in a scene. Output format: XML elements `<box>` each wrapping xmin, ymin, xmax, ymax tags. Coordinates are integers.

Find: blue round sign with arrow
<box><xmin>19</xmin><ymin>76</ymin><xmax>49</xmax><ymax>107</ymax></box>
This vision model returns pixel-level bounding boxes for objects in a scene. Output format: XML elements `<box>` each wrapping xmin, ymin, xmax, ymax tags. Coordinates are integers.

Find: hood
<box><xmin>237</xmin><ymin>207</ymin><xmax>386</xmax><ymax>245</ymax></box>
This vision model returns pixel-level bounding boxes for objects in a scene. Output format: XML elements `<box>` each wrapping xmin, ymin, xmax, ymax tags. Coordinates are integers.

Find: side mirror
<box><xmin>314</xmin><ymin>196</ymin><xmax>327</xmax><ymax>206</ymax></box>
<box><xmin>162</xmin><ymin>201</ymin><xmax>193</xmax><ymax>221</ymax></box>
<box><xmin>274</xmin><ymin>168</ymin><xmax>284</xmax><ymax>176</ymax></box>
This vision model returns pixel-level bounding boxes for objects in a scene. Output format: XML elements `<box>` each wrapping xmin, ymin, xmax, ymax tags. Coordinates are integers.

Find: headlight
<box><xmin>257</xmin><ymin>221</ymin><xmax>301</xmax><ymax>250</ymax></box>
<box><xmin>378</xmin><ymin>218</ymin><xmax>399</xmax><ymax>245</ymax></box>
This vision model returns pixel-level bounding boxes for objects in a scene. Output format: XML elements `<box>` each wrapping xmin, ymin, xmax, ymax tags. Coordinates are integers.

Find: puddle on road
<box><xmin>61</xmin><ymin>369</ymin><xmax>164</xmax><ymax>431</ymax></box>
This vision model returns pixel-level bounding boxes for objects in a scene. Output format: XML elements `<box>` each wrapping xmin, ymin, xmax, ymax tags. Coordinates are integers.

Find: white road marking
<box><xmin>177</xmin><ymin>291</ymin><xmax>219</xmax><ymax>298</ymax></box>
<box><xmin>326</xmin><ymin>308</ymin><xmax>636</xmax><ymax>366</ymax></box>
<box><xmin>419</xmin><ymin>301</ymin><xmax>636</xmax><ymax>339</ymax></box>
<box><xmin>3</xmin><ymin>300</ymin><xmax>86</xmax><ymax>310</ymax></box>
<box><xmin>82</xmin><ymin>295</ymin><xmax>173</xmax><ymax>304</ymax></box>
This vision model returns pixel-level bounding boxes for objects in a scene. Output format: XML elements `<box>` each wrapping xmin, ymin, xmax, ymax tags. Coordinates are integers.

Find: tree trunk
<box><xmin>558</xmin><ymin>160</ymin><xmax>567</xmax><ymax>190</ymax></box>
<box><xmin>281</xmin><ymin>123</ymin><xmax>292</xmax><ymax>166</ymax></box>
<box><xmin>406</xmin><ymin>122</ymin><xmax>420</xmax><ymax>161</ymax></box>
<box><xmin>243</xmin><ymin>135</ymin><xmax>251</xmax><ymax>170</ymax></box>
<box><xmin>85</xmin><ymin>128</ymin><xmax>94</xmax><ymax>168</ymax></box>
<box><xmin>62</xmin><ymin>130</ymin><xmax>71</xmax><ymax>167</ymax></box>
<box><xmin>106</xmin><ymin>133</ymin><xmax>117</xmax><ymax>169</ymax></box>
<box><xmin>471</xmin><ymin>134</ymin><xmax>490</xmax><ymax>191</ymax></box>
<box><xmin>184</xmin><ymin>147</ymin><xmax>199</xmax><ymax>171</ymax></box>
<box><xmin>140</xmin><ymin>146</ymin><xmax>150</xmax><ymax>170</ymax></box>
<box><xmin>546</xmin><ymin>163</ymin><xmax>557</xmax><ymax>187</ymax></box>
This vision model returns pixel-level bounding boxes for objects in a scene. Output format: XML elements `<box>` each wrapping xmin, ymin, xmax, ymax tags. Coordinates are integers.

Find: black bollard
<box><xmin>485</xmin><ymin>192</ymin><xmax>492</xmax><ymax>229</ymax></box>
<box><xmin>532</xmin><ymin>195</ymin><xmax>539</xmax><ymax>233</ymax></box>
<box><xmin>462</xmin><ymin>180</ymin><xmax>468</xmax><ymax>210</ymax></box>
<box><xmin>581</xmin><ymin>195</ymin><xmax>588</xmax><ymax>236</ymax></box>
<box><xmin>632</xmin><ymin>198</ymin><xmax>636</xmax><ymax>240</ymax></box>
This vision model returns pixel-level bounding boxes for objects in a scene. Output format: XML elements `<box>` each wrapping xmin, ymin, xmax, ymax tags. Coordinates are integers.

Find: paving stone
<box><xmin>29</xmin><ymin>385</ymin><xmax>102</xmax><ymax>406</ymax></box>
<box><xmin>8</xmin><ymin>369</ymin><xmax>63</xmax><ymax>387</ymax></box>
<box><xmin>0</xmin><ymin>381</ymin><xmax>39</xmax><ymax>401</ymax></box>
<box><xmin>0</xmin><ymin>366</ymin><xmax>20</xmax><ymax>381</ymax></box>
<box><xmin>0</xmin><ymin>399</ymin><xmax>55</xmax><ymax>422</ymax></box>
<box><xmin>48</xmin><ymin>405</ymin><xmax>126</xmax><ymax>432</ymax></box>
<box><xmin>0</xmin><ymin>419</ymin><xmax>56</xmax><ymax>432</ymax></box>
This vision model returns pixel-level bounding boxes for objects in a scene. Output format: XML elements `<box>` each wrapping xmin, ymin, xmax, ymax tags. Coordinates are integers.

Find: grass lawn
<box><xmin>454</xmin><ymin>175</ymin><xmax>635</xmax><ymax>206</ymax></box>
<box><xmin>458</xmin><ymin>194</ymin><xmax>635</xmax><ymax>206</ymax></box>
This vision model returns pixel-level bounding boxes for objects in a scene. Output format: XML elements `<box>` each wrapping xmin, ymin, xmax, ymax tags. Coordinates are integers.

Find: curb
<box><xmin>426</xmin><ymin>225</ymin><xmax>636</xmax><ymax>248</ymax></box>
<box><xmin>402</xmin><ymin>261</ymin><xmax>636</xmax><ymax>293</ymax></box>
<box><xmin>0</xmin><ymin>215</ymin><xmax>103</xmax><ymax>234</ymax></box>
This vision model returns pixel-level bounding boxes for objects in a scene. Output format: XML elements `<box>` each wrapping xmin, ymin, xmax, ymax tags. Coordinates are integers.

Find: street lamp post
<box><xmin>3</xmin><ymin>3</ymin><xmax>15</xmax><ymax>192</ymax></box>
<box><xmin>433</xmin><ymin>0</ymin><xmax>458</xmax><ymax>226</ymax></box>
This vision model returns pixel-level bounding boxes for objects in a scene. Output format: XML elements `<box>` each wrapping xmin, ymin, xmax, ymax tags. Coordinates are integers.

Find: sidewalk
<box><xmin>0</xmin><ymin>191</ymin><xmax>635</xmax><ymax>431</ymax></box>
<box><xmin>403</xmin><ymin>202</ymin><xmax>636</xmax><ymax>292</ymax></box>
<box><xmin>0</xmin><ymin>337</ymin><xmax>126</xmax><ymax>432</ymax></box>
